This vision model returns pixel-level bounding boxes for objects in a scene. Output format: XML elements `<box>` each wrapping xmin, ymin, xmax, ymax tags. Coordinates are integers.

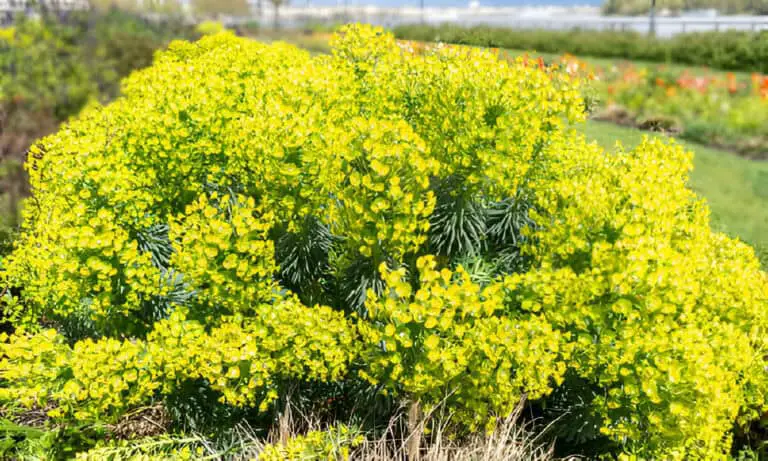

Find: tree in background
<box><xmin>270</xmin><ymin>0</ymin><xmax>286</xmax><ymax>28</ymax></box>
<box><xmin>142</xmin><ymin>0</ymin><xmax>183</xmax><ymax>14</ymax></box>
<box><xmin>89</xmin><ymin>0</ymin><xmax>133</xmax><ymax>11</ymax></box>
<box><xmin>88</xmin><ymin>0</ymin><xmax>182</xmax><ymax>14</ymax></box>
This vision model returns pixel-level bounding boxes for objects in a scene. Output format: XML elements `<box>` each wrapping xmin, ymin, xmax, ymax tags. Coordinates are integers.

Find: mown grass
<box><xmin>581</xmin><ymin>121</ymin><xmax>768</xmax><ymax>261</ymax></box>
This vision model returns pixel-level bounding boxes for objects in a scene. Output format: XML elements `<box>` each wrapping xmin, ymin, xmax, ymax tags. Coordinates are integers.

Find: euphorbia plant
<box><xmin>1</xmin><ymin>25</ymin><xmax>767</xmax><ymax>460</ymax></box>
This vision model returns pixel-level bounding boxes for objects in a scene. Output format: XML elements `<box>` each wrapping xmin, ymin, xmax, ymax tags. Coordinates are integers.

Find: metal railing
<box><xmin>0</xmin><ymin>0</ymin><xmax>89</xmax><ymax>12</ymax></box>
<box><xmin>242</xmin><ymin>6</ymin><xmax>768</xmax><ymax>37</ymax></box>
<box><xmin>1</xmin><ymin>3</ymin><xmax>766</xmax><ymax>38</ymax></box>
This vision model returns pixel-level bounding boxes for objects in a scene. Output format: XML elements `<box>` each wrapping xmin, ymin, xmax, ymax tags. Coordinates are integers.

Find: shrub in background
<box><xmin>0</xmin><ymin>11</ymin><xmax>197</xmax><ymax>255</ymax></box>
<box><xmin>0</xmin><ymin>25</ymin><xmax>767</xmax><ymax>459</ymax></box>
<box><xmin>393</xmin><ymin>24</ymin><xmax>768</xmax><ymax>74</ymax></box>
<box><xmin>0</xmin><ymin>10</ymin><xmax>196</xmax><ymax>129</ymax></box>
<box><xmin>196</xmin><ymin>20</ymin><xmax>226</xmax><ymax>36</ymax></box>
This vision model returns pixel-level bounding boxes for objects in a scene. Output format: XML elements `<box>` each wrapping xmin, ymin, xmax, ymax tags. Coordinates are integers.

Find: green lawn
<box><xmin>581</xmin><ymin>121</ymin><xmax>768</xmax><ymax>258</ymax></box>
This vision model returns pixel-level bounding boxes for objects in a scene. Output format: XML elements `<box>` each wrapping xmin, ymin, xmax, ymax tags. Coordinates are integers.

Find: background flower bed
<box><xmin>558</xmin><ymin>53</ymin><xmax>768</xmax><ymax>158</ymax></box>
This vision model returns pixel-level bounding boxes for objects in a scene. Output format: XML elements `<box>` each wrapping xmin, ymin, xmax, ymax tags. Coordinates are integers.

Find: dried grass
<box><xmin>226</xmin><ymin>398</ymin><xmax>577</xmax><ymax>461</ymax></box>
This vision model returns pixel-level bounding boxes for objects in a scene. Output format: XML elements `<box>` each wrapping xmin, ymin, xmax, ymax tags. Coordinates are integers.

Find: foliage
<box><xmin>0</xmin><ymin>17</ymin><xmax>94</xmax><ymax>123</ymax></box>
<box><xmin>504</xmin><ymin>136</ymin><xmax>768</xmax><ymax>457</ymax></box>
<box><xmin>90</xmin><ymin>0</ymin><xmax>184</xmax><ymax>14</ymax></box>
<box><xmin>578</xmin><ymin>121</ymin><xmax>768</xmax><ymax>271</ymax></box>
<box><xmin>0</xmin><ymin>11</ymin><xmax>195</xmax><ymax>124</ymax></box>
<box><xmin>0</xmin><ymin>416</ymin><xmax>107</xmax><ymax>461</ymax></box>
<box><xmin>0</xmin><ymin>25</ymin><xmax>767</xmax><ymax>460</ymax></box>
<box><xmin>75</xmin><ymin>435</ymin><xmax>212</xmax><ymax>460</ymax></box>
<box><xmin>0</xmin><ymin>301</ymin><xmax>357</xmax><ymax>423</ymax></box>
<box><xmin>392</xmin><ymin>24</ymin><xmax>768</xmax><ymax>74</ymax></box>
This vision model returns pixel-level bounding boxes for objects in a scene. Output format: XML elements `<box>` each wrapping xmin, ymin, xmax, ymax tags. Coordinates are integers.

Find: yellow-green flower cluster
<box><xmin>503</xmin><ymin>136</ymin><xmax>768</xmax><ymax>458</ymax></box>
<box><xmin>257</xmin><ymin>424</ymin><xmax>364</xmax><ymax>461</ymax></box>
<box><xmin>3</xmin><ymin>25</ymin><xmax>582</xmax><ymax>324</ymax></box>
<box><xmin>0</xmin><ymin>298</ymin><xmax>357</xmax><ymax>422</ymax></box>
<box><xmin>170</xmin><ymin>193</ymin><xmax>277</xmax><ymax>316</ymax></box>
<box><xmin>323</xmin><ymin>118</ymin><xmax>438</xmax><ymax>259</ymax></box>
<box><xmin>359</xmin><ymin>255</ymin><xmax>567</xmax><ymax>430</ymax></box>
<box><xmin>330</xmin><ymin>25</ymin><xmax>585</xmax><ymax>202</ymax></box>
<box><xmin>5</xmin><ymin>162</ymin><xmax>165</xmax><ymax>332</ymax></box>
<box><xmin>0</xmin><ymin>26</ymin><xmax>14</xmax><ymax>45</ymax></box>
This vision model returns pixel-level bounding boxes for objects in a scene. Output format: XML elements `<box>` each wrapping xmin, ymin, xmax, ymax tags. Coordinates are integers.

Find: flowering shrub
<box><xmin>389</xmin><ymin>38</ymin><xmax>768</xmax><ymax>157</ymax></box>
<box><xmin>1</xmin><ymin>25</ymin><xmax>767</xmax><ymax>459</ymax></box>
<box><xmin>0</xmin><ymin>12</ymin><xmax>196</xmax><ymax>125</ymax></box>
<box><xmin>601</xmin><ymin>66</ymin><xmax>768</xmax><ymax>156</ymax></box>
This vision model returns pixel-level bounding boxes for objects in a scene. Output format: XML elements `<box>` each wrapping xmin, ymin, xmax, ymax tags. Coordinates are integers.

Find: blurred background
<box><xmin>2</xmin><ymin>0</ymin><xmax>768</xmax><ymax>34</ymax></box>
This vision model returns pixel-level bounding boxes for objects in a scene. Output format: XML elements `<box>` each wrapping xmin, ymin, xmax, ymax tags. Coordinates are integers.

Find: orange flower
<box><xmin>726</xmin><ymin>72</ymin><xmax>738</xmax><ymax>94</ymax></box>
